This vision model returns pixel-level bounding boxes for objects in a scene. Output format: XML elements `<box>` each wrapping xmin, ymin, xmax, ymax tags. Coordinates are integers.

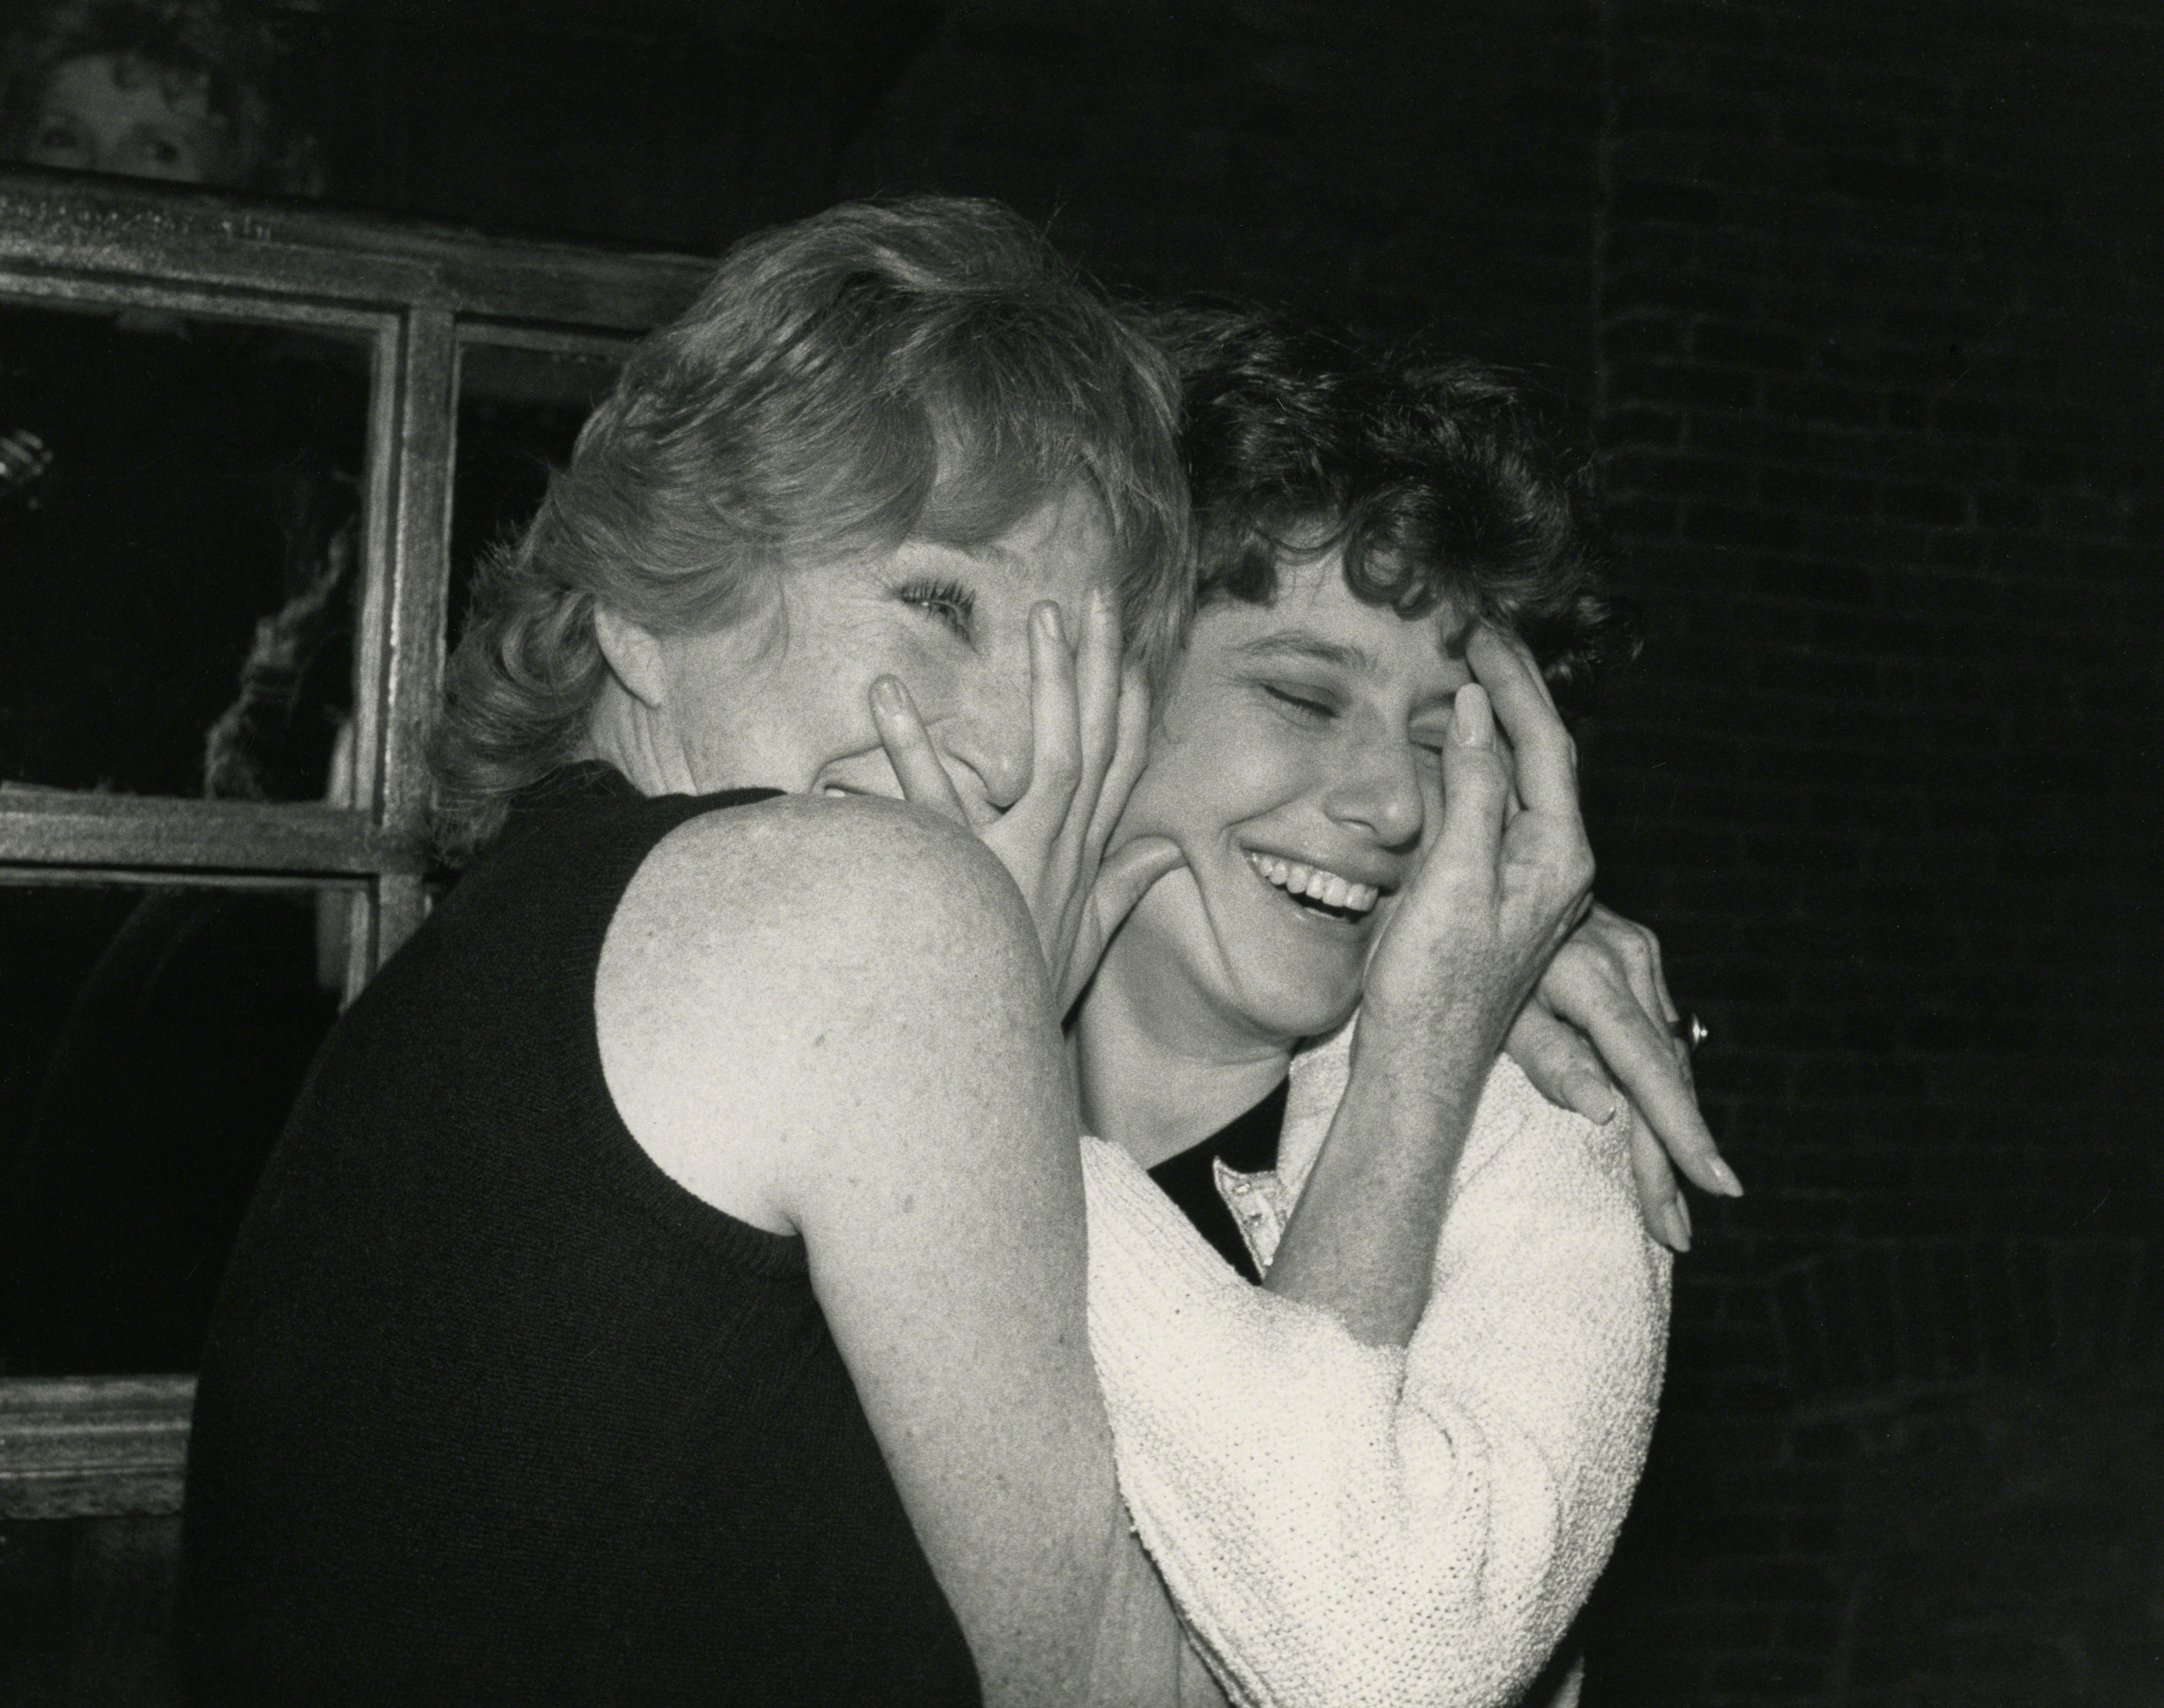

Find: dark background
<box><xmin>313</xmin><ymin>0</ymin><xmax>2164</xmax><ymax>1701</ymax></box>
<box><xmin>23</xmin><ymin>0</ymin><xmax>2164</xmax><ymax>1702</ymax></box>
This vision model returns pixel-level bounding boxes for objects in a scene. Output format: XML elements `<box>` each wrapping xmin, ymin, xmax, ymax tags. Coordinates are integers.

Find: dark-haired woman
<box><xmin>880</xmin><ymin>313</ymin><xmax>1727</xmax><ymax>1706</ymax></box>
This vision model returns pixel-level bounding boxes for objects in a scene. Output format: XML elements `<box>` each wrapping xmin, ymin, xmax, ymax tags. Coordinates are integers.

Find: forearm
<box><xmin>1261</xmin><ymin>1010</ymin><xmax>1495</xmax><ymax>1346</ymax></box>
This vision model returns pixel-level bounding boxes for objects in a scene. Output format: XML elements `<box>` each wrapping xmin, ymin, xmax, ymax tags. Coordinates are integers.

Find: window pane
<box><xmin>450</xmin><ymin>338</ymin><xmax>624</xmax><ymax>630</ymax></box>
<box><xmin>0</xmin><ymin>879</ymin><xmax>356</xmax><ymax>1376</ymax></box>
<box><xmin>0</xmin><ymin>301</ymin><xmax>370</xmax><ymax>801</ymax></box>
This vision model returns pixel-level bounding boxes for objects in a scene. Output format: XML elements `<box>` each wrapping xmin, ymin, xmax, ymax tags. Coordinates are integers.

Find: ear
<box><xmin>593</xmin><ymin>605</ymin><xmax>670</xmax><ymax>708</ymax></box>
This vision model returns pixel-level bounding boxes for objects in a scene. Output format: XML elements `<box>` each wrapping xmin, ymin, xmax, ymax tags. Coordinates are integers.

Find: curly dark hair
<box><xmin>1149</xmin><ymin>307</ymin><xmax>1638</xmax><ymax>713</ymax></box>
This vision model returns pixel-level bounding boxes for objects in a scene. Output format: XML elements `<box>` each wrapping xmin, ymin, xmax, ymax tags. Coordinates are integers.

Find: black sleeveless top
<box><xmin>182</xmin><ymin>765</ymin><xmax>981</xmax><ymax>1705</ymax></box>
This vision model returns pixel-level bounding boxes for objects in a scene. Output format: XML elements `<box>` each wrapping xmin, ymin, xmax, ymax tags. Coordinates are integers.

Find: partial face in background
<box><xmin>19</xmin><ymin>53</ymin><xmax>227</xmax><ymax>184</ymax></box>
<box><xmin>637</xmin><ymin>486</ymin><xmax>1115</xmax><ymax>823</ymax></box>
<box><xmin>1105</xmin><ymin>549</ymin><xmax>1474</xmax><ymax>1054</ymax></box>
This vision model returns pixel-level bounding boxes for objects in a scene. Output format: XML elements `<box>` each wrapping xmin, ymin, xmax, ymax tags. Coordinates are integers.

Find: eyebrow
<box><xmin>1230</xmin><ymin>616</ymin><xmax>1477</xmax><ymax>667</ymax></box>
<box><xmin>1227</xmin><ymin>630</ymin><xmax>1378</xmax><ymax>673</ymax></box>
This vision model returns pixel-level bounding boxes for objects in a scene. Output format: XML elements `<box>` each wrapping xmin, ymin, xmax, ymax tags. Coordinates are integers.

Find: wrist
<box><xmin>1354</xmin><ymin>985</ymin><xmax>1514</xmax><ymax>1097</ymax></box>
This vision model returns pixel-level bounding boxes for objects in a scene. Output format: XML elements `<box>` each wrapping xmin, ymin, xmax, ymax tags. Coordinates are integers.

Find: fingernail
<box><xmin>1668</xmin><ymin>1197</ymin><xmax>1693</xmax><ymax>1252</ymax></box>
<box><xmin>1708</xmin><ymin>1157</ymin><xmax>1745</xmax><ymax>1197</ymax></box>
<box><xmin>1036</xmin><ymin>602</ymin><xmax>1064</xmax><ymax>643</ymax></box>
<box><xmin>1452</xmin><ymin>683</ymin><xmax>1493</xmax><ymax>746</ymax></box>
<box><xmin>870</xmin><ymin>676</ymin><xmax>906</xmax><ymax>719</ymax></box>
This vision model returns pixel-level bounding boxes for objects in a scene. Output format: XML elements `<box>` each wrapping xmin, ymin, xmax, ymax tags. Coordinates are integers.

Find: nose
<box><xmin>930</xmin><ymin>652</ymin><xmax>1035</xmax><ymax>822</ymax></box>
<box><xmin>1320</xmin><ymin>738</ymin><xmax>1427</xmax><ymax>850</ymax></box>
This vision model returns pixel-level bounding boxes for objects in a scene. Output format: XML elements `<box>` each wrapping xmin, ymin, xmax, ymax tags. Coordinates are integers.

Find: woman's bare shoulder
<box><xmin>628</xmin><ymin>791</ymin><xmax>1036</xmax><ymax>974</ymax></box>
<box><xmin>595</xmin><ymin>793</ymin><xmax>1059</xmax><ymax>1228</ymax></box>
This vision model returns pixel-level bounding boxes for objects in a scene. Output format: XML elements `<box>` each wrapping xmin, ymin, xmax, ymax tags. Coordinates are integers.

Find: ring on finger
<box><xmin>1669</xmin><ymin>1012</ymin><xmax>1708</xmax><ymax>1053</ymax></box>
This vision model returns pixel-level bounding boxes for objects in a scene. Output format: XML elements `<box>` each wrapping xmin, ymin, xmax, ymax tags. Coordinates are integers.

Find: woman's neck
<box><xmin>1072</xmin><ymin>940</ymin><xmax>1293</xmax><ymax>1171</ymax></box>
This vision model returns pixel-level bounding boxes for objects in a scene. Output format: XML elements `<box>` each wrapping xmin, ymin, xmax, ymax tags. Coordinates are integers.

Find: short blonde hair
<box><xmin>429</xmin><ymin>196</ymin><xmax>1190</xmax><ymax>859</ymax></box>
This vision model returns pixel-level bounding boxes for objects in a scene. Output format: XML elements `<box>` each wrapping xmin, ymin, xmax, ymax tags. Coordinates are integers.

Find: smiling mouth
<box><xmin>1243</xmin><ymin>850</ymin><xmax>1380</xmax><ymax>922</ymax></box>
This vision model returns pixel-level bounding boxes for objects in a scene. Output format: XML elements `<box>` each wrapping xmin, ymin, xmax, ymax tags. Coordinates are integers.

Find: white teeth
<box><xmin>1243</xmin><ymin>850</ymin><xmax>1379</xmax><ymax>914</ymax></box>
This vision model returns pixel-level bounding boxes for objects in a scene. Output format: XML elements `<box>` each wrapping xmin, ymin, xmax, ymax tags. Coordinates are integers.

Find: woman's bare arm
<box><xmin>598</xmin><ymin>793</ymin><xmax>1205</xmax><ymax>1707</ymax></box>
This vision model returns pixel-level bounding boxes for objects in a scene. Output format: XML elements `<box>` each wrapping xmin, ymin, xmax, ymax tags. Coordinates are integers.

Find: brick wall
<box><xmin>1583</xmin><ymin>1</ymin><xmax>2164</xmax><ymax>1701</ymax></box>
<box><xmin>841</xmin><ymin>0</ymin><xmax>1609</xmax><ymax>395</ymax></box>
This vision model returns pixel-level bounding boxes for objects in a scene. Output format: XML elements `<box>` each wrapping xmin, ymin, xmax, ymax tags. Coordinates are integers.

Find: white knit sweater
<box><xmin>1081</xmin><ymin>1024</ymin><xmax>1671</xmax><ymax>1708</ymax></box>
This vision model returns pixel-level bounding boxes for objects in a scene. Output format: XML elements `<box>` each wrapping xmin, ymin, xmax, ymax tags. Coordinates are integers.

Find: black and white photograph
<box><xmin>1</xmin><ymin>2</ymin><xmax>2156</xmax><ymax>1703</ymax></box>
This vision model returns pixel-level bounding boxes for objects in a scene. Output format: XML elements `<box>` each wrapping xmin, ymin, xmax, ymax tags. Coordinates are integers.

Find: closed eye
<box><xmin>1263</xmin><ymin>684</ymin><xmax>1335</xmax><ymax>722</ymax></box>
<box><xmin>896</xmin><ymin>577</ymin><xmax>976</xmax><ymax>643</ymax></box>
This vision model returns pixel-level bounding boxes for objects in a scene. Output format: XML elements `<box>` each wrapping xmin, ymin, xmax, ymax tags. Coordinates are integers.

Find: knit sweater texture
<box><xmin>1082</xmin><ymin>1022</ymin><xmax>1671</xmax><ymax>1708</ymax></box>
<box><xmin>180</xmin><ymin>764</ymin><xmax>980</xmax><ymax>1707</ymax></box>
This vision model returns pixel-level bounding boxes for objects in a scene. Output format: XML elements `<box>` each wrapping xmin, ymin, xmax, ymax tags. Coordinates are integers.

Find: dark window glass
<box><xmin>0</xmin><ymin>879</ymin><xmax>355</xmax><ymax>1375</ymax></box>
<box><xmin>0</xmin><ymin>301</ymin><xmax>369</xmax><ymax>801</ymax></box>
<box><xmin>450</xmin><ymin>339</ymin><xmax>624</xmax><ymax>630</ymax></box>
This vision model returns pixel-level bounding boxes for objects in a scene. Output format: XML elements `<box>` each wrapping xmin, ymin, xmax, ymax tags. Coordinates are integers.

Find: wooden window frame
<box><xmin>0</xmin><ymin>169</ymin><xmax>709</xmax><ymax>1519</ymax></box>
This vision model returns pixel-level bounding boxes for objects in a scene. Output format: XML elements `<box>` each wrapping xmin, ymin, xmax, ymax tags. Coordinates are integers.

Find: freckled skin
<box><xmin>589</xmin><ymin>490</ymin><xmax>1115</xmax><ymax>825</ymax></box>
